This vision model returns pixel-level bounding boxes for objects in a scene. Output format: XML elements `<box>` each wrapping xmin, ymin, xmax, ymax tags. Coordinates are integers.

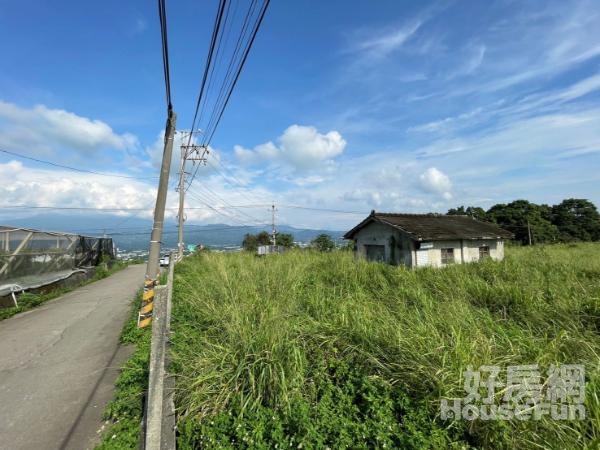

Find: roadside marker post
<box><xmin>138</xmin><ymin>279</ymin><xmax>156</xmax><ymax>328</ymax></box>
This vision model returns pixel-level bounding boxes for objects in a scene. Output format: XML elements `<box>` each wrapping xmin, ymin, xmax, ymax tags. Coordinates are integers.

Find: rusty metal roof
<box><xmin>343</xmin><ymin>211</ymin><xmax>514</xmax><ymax>241</ymax></box>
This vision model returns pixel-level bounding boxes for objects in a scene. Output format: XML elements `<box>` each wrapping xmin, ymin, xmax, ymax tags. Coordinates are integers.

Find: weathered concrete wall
<box><xmin>415</xmin><ymin>239</ymin><xmax>505</xmax><ymax>267</ymax></box>
<box><xmin>354</xmin><ymin>222</ymin><xmax>414</xmax><ymax>266</ymax></box>
<box><xmin>460</xmin><ymin>239</ymin><xmax>504</xmax><ymax>262</ymax></box>
<box><xmin>415</xmin><ymin>240</ymin><xmax>460</xmax><ymax>268</ymax></box>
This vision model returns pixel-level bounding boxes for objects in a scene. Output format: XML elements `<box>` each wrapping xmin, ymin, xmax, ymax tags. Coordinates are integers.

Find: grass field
<box><xmin>170</xmin><ymin>244</ymin><xmax>600</xmax><ymax>449</ymax></box>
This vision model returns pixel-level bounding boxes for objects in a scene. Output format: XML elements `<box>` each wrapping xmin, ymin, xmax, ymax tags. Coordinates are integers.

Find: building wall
<box><xmin>353</xmin><ymin>221</ymin><xmax>506</xmax><ymax>268</ymax></box>
<box><xmin>460</xmin><ymin>239</ymin><xmax>504</xmax><ymax>262</ymax></box>
<box><xmin>412</xmin><ymin>239</ymin><xmax>505</xmax><ymax>267</ymax></box>
<box><xmin>354</xmin><ymin>222</ymin><xmax>414</xmax><ymax>266</ymax></box>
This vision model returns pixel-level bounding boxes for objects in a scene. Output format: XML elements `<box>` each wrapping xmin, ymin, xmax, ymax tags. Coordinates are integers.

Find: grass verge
<box><xmin>171</xmin><ymin>244</ymin><xmax>600</xmax><ymax>449</ymax></box>
<box><xmin>96</xmin><ymin>289</ymin><xmax>151</xmax><ymax>449</ymax></box>
<box><xmin>0</xmin><ymin>259</ymin><xmax>128</xmax><ymax>321</ymax></box>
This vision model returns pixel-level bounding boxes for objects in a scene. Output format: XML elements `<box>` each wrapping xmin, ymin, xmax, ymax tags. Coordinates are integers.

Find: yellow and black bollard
<box><xmin>138</xmin><ymin>278</ymin><xmax>156</xmax><ymax>328</ymax></box>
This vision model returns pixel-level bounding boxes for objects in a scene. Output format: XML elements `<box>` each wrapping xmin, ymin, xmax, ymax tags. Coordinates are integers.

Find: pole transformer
<box><xmin>177</xmin><ymin>132</ymin><xmax>208</xmax><ymax>259</ymax></box>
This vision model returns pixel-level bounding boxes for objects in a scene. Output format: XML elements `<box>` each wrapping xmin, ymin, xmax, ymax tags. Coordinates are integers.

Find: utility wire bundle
<box><xmin>184</xmin><ymin>0</ymin><xmax>271</xmax><ymax>193</ymax></box>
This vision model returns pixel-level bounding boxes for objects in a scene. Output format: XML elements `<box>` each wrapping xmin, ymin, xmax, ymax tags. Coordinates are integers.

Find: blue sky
<box><xmin>1</xmin><ymin>0</ymin><xmax>600</xmax><ymax>230</ymax></box>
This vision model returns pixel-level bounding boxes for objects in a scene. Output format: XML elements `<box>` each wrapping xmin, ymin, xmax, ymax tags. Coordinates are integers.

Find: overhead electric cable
<box><xmin>0</xmin><ymin>148</ymin><xmax>157</xmax><ymax>180</ymax></box>
<box><xmin>202</xmin><ymin>0</ymin><xmax>270</xmax><ymax>147</ymax></box>
<box><xmin>201</xmin><ymin>0</ymin><xmax>258</xmax><ymax>136</ymax></box>
<box><xmin>205</xmin><ymin>155</ymin><xmax>269</xmax><ymax>205</ymax></box>
<box><xmin>187</xmin><ymin>0</ymin><xmax>227</xmax><ymax>143</ymax></box>
<box><xmin>158</xmin><ymin>0</ymin><xmax>173</xmax><ymax>110</ymax></box>
<box><xmin>187</xmin><ymin>184</ymin><xmax>265</xmax><ymax>225</ymax></box>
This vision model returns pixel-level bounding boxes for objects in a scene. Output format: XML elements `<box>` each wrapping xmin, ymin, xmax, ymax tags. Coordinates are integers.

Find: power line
<box><xmin>0</xmin><ymin>148</ymin><xmax>157</xmax><ymax>180</ymax></box>
<box><xmin>184</xmin><ymin>0</ymin><xmax>270</xmax><ymax>194</ymax></box>
<box><xmin>202</xmin><ymin>0</ymin><xmax>270</xmax><ymax>147</ymax></box>
<box><xmin>188</xmin><ymin>183</ymin><xmax>266</xmax><ymax>224</ymax></box>
<box><xmin>196</xmin><ymin>0</ymin><xmax>239</xmax><ymax>128</ymax></box>
<box><xmin>187</xmin><ymin>0</ymin><xmax>227</xmax><ymax>144</ymax></box>
<box><xmin>186</xmin><ymin>185</ymin><xmax>266</xmax><ymax>225</ymax></box>
<box><xmin>185</xmin><ymin>189</ymin><xmax>260</xmax><ymax>226</ymax></box>
<box><xmin>280</xmin><ymin>205</ymin><xmax>366</xmax><ymax>215</ymax></box>
<box><xmin>158</xmin><ymin>0</ymin><xmax>173</xmax><ymax>110</ymax></box>
<box><xmin>206</xmin><ymin>155</ymin><xmax>270</xmax><ymax>205</ymax></box>
<box><xmin>104</xmin><ymin>223</ymin><xmax>270</xmax><ymax>236</ymax></box>
<box><xmin>181</xmin><ymin>0</ymin><xmax>228</xmax><ymax>193</ymax></box>
<box><xmin>202</xmin><ymin>0</ymin><xmax>258</xmax><ymax>139</ymax></box>
<box><xmin>0</xmin><ymin>202</ymin><xmax>368</xmax><ymax>216</ymax></box>
<box><xmin>0</xmin><ymin>203</ymin><xmax>261</xmax><ymax>212</ymax></box>
<box><xmin>0</xmin><ymin>205</ymin><xmax>152</xmax><ymax>212</ymax></box>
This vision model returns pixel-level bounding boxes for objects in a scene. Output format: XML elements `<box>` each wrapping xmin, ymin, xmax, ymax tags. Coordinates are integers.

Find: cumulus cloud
<box><xmin>0</xmin><ymin>160</ymin><xmax>156</xmax><ymax>217</ymax></box>
<box><xmin>419</xmin><ymin>167</ymin><xmax>452</xmax><ymax>199</ymax></box>
<box><xmin>234</xmin><ymin>125</ymin><xmax>346</xmax><ymax>170</ymax></box>
<box><xmin>0</xmin><ymin>100</ymin><xmax>138</xmax><ymax>155</ymax></box>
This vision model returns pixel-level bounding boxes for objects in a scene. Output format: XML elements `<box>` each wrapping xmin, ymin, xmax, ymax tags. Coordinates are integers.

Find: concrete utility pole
<box><xmin>146</xmin><ymin>110</ymin><xmax>177</xmax><ymax>281</ymax></box>
<box><xmin>527</xmin><ymin>219</ymin><xmax>532</xmax><ymax>246</ymax></box>
<box><xmin>177</xmin><ymin>131</ymin><xmax>208</xmax><ymax>259</ymax></box>
<box><xmin>271</xmin><ymin>203</ymin><xmax>276</xmax><ymax>246</ymax></box>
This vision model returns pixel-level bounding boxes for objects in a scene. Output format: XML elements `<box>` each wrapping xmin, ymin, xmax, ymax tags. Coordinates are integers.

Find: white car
<box><xmin>159</xmin><ymin>255</ymin><xmax>170</xmax><ymax>267</ymax></box>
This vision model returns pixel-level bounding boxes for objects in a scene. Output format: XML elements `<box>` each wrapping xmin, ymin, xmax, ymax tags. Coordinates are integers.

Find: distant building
<box><xmin>257</xmin><ymin>245</ymin><xmax>285</xmax><ymax>256</ymax></box>
<box><xmin>343</xmin><ymin>211</ymin><xmax>514</xmax><ymax>267</ymax></box>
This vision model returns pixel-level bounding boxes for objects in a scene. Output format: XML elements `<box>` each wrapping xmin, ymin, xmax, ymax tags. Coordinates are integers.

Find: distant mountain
<box><xmin>113</xmin><ymin>224</ymin><xmax>347</xmax><ymax>251</ymax></box>
<box><xmin>1</xmin><ymin>213</ymin><xmax>347</xmax><ymax>251</ymax></box>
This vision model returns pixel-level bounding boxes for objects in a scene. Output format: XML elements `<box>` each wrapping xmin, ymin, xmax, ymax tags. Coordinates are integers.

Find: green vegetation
<box><xmin>0</xmin><ymin>259</ymin><xmax>128</xmax><ymax>321</ymax></box>
<box><xmin>242</xmin><ymin>231</ymin><xmax>295</xmax><ymax>251</ymax></box>
<box><xmin>311</xmin><ymin>233</ymin><xmax>336</xmax><ymax>251</ymax></box>
<box><xmin>171</xmin><ymin>244</ymin><xmax>600</xmax><ymax>449</ymax></box>
<box><xmin>96</xmin><ymin>290</ymin><xmax>150</xmax><ymax>449</ymax></box>
<box><xmin>448</xmin><ymin>198</ymin><xmax>600</xmax><ymax>244</ymax></box>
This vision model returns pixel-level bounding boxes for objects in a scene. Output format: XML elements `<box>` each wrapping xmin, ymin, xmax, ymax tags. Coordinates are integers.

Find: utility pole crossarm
<box><xmin>177</xmin><ymin>132</ymin><xmax>209</xmax><ymax>259</ymax></box>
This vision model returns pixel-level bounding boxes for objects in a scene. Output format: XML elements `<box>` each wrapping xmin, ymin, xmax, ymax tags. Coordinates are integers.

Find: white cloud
<box><xmin>461</xmin><ymin>44</ymin><xmax>486</xmax><ymax>75</ymax></box>
<box><xmin>418</xmin><ymin>108</ymin><xmax>600</xmax><ymax>159</ymax></box>
<box><xmin>235</xmin><ymin>125</ymin><xmax>346</xmax><ymax>170</ymax></box>
<box><xmin>356</xmin><ymin>21</ymin><xmax>422</xmax><ymax>58</ymax></box>
<box><xmin>0</xmin><ymin>100</ymin><xmax>138</xmax><ymax>156</ymax></box>
<box><xmin>419</xmin><ymin>167</ymin><xmax>452</xmax><ymax>198</ymax></box>
<box><xmin>279</xmin><ymin>125</ymin><xmax>346</xmax><ymax>168</ymax></box>
<box><xmin>409</xmin><ymin>107</ymin><xmax>484</xmax><ymax>134</ymax></box>
<box><xmin>342</xmin><ymin>189</ymin><xmax>383</xmax><ymax>206</ymax></box>
<box><xmin>0</xmin><ymin>160</ymin><xmax>157</xmax><ymax>218</ymax></box>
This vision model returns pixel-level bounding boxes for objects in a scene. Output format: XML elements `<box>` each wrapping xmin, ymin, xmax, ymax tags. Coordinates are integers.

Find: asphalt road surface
<box><xmin>0</xmin><ymin>264</ymin><xmax>145</xmax><ymax>450</ymax></box>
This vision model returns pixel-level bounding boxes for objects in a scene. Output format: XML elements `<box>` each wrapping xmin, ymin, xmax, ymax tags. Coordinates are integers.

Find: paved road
<box><xmin>0</xmin><ymin>264</ymin><xmax>146</xmax><ymax>450</ymax></box>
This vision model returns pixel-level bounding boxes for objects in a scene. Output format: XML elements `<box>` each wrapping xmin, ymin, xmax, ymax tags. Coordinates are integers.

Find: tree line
<box><xmin>448</xmin><ymin>198</ymin><xmax>600</xmax><ymax>245</ymax></box>
<box><xmin>242</xmin><ymin>231</ymin><xmax>337</xmax><ymax>252</ymax></box>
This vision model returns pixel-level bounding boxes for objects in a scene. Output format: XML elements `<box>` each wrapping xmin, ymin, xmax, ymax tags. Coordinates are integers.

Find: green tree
<box><xmin>487</xmin><ymin>200</ymin><xmax>560</xmax><ymax>245</ymax></box>
<box><xmin>551</xmin><ymin>198</ymin><xmax>600</xmax><ymax>241</ymax></box>
<box><xmin>447</xmin><ymin>206</ymin><xmax>488</xmax><ymax>222</ymax></box>
<box><xmin>275</xmin><ymin>233</ymin><xmax>294</xmax><ymax>248</ymax></box>
<box><xmin>256</xmin><ymin>231</ymin><xmax>272</xmax><ymax>245</ymax></box>
<box><xmin>311</xmin><ymin>233</ymin><xmax>335</xmax><ymax>252</ymax></box>
<box><xmin>242</xmin><ymin>231</ymin><xmax>274</xmax><ymax>251</ymax></box>
<box><xmin>242</xmin><ymin>233</ymin><xmax>258</xmax><ymax>252</ymax></box>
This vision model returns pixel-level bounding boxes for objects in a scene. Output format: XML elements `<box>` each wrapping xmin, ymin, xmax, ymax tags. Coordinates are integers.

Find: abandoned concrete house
<box><xmin>344</xmin><ymin>211</ymin><xmax>514</xmax><ymax>267</ymax></box>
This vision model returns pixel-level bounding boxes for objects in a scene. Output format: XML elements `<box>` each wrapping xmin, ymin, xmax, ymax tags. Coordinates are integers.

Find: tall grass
<box><xmin>171</xmin><ymin>244</ymin><xmax>600</xmax><ymax>449</ymax></box>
